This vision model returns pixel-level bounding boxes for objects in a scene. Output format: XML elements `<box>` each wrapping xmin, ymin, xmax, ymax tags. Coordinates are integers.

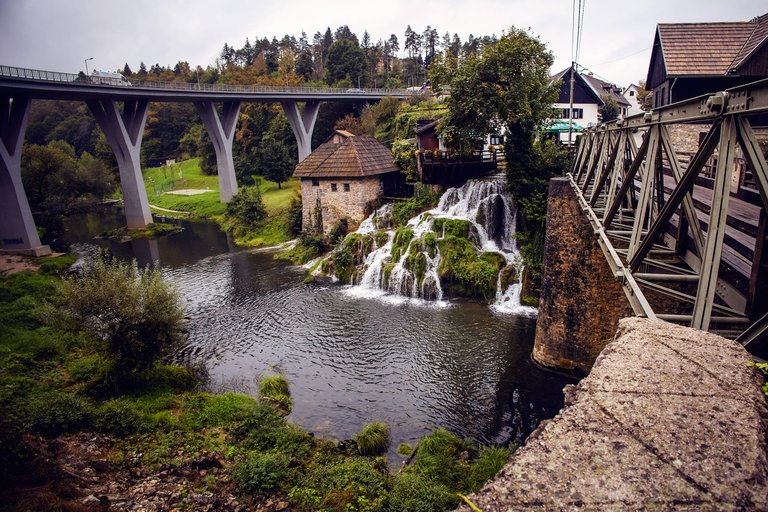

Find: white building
<box><xmin>550</xmin><ymin>66</ymin><xmax>631</xmax><ymax>144</ymax></box>
<box><xmin>622</xmin><ymin>84</ymin><xmax>645</xmax><ymax>117</ymax></box>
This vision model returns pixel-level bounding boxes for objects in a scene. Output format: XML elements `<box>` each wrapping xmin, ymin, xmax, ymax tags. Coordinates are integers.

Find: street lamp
<box><xmin>84</xmin><ymin>57</ymin><xmax>93</xmax><ymax>77</ymax></box>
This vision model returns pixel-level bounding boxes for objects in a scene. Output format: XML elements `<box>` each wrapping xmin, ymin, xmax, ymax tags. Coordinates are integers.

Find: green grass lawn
<box><xmin>141</xmin><ymin>158</ymin><xmax>300</xmax><ymax>246</ymax></box>
<box><xmin>142</xmin><ymin>158</ymin><xmax>299</xmax><ymax>218</ymax></box>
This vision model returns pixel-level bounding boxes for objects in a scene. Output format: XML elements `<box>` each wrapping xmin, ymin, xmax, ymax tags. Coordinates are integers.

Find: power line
<box><xmin>587</xmin><ymin>45</ymin><xmax>653</xmax><ymax>67</ymax></box>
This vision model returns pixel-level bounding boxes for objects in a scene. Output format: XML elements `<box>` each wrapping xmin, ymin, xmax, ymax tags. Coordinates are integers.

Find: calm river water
<box><xmin>49</xmin><ymin>208</ymin><xmax>570</xmax><ymax>456</ymax></box>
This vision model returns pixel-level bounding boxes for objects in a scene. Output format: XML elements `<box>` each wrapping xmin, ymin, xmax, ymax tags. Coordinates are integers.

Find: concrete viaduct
<box><xmin>0</xmin><ymin>65</ymin><xmax>413</xmax><ymax>256</ymax></box>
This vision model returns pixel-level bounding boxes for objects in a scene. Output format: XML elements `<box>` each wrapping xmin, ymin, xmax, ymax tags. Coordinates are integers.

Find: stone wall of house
<box><xmin>667</xmin><ymin>123</ymin><xmax>709</xmax><ymax>155</ymax></box>
<box><xmin>301</xmin><ymin>176</ymin><xmax>383</xmax><ymax>234</ymax></box>
<box><xmin>532</xmin><ymin>177</ymin><xmax>633</xmax><ymax>374</ymax></box>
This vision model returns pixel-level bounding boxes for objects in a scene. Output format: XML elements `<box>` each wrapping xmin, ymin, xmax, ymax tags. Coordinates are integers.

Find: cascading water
<box><xmin>342</xmin><ymin>176</ymin><xmax>536</xmax><ymax>315</ymax></box>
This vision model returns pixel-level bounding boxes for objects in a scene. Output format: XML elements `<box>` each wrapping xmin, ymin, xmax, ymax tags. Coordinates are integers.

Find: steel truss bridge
<box><xmin>569</xmin><ymin>78</ymin><xmax>768</xmax><ymax>353</ymax></box>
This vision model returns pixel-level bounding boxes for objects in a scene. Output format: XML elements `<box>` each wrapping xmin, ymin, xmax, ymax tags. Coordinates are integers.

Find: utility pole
<box><xmin>568</xmin><ymin>61</ymin><xmax>576</xmax><ymax>146</ymax></box>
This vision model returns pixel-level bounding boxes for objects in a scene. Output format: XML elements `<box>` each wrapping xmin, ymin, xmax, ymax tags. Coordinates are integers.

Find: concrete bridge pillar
<box><xmin>0</xmin><ymin>96</ymin><xmax>51</xmax><ymax>256</ymax></box>
<box><xmin>88</xmin><ymin>99</ymin><xmax>153</xmax><ymax>229</ymax></box>
<box><xmin>195</xmin><ymin>101</ymin><xmax>241</xmax><ymax>202</ymax></box>
<box><xmin>533</xmin><ymin>177</ymin><xmax>632</xmax><ymax>373</ymax></box>
<box><xmin>281</xmin><ymin>101</ymin><xmax>320</xmax><ymax>162</ymax></box>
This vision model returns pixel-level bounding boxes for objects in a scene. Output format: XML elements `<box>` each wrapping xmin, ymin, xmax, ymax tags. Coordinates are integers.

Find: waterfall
<box><xmin>341</xmin><ymin>176</ymin><xmax>536</xmax><ymax>315</ymax></box>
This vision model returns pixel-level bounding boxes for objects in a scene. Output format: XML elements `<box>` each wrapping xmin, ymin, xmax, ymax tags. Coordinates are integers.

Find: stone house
<box><xmin>293</xmin><ymin>131</ymin><xmax>403</xmax><ymax>233</ymax></box>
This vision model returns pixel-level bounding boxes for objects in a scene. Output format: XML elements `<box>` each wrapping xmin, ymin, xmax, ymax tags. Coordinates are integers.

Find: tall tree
<box><xmin>636</xmin><ymin>80</ymin><xmax>653</xmax><ymax>111</ymax></box>
<box><xmin>334</xmin><ymin>25</ymin><xmax>358</xmax><ymax>44</ymax></box>
<box><xmin>257</xmin><ymin>132</ymin><xmax>294</xmax><ymax>189</ymax></box>
<box><xmin>599</xmin><ymin>95</ymin><xmax>620</xmax><ymax>122</ymax></box>
<box><xmin>430</xmin><ymin>27</ymin><xmax>559</xmax><ymax>204</ymax></box>
<box><xmin>423</xmin><ymin>26</ymin><xmax>439</xmax><ymax>67</ymax></box>
<box><xmin>326</xmin><ymin>39</ymin><xmax>366</xmax><ymax>85</ymax></box>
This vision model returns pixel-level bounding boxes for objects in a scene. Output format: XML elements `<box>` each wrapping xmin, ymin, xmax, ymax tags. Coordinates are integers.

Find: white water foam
<box><xmin>342</xmin><ymin>175</ymin><xmax>536</xmax><ymax>315</ymax></box>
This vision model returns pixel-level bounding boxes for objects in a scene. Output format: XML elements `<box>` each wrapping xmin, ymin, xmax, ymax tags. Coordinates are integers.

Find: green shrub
<box><xmin>328</xmin><ymin>218</ymin><xmax>349</xmax><ymax>245</ymax></box>
<box><xmin>331</xmin><ymin>244</ymin><xmax>355</xmax><ymax>284</ymax></box>
<box><xmin>203</xmin><ymin>393</ymin><xmax>262</xmax><ymax>425</ymax></box>
<box><xmin>66</xmin><ymin>354</ymin><xmax>106</xmax><ymax>383</ymax></box>
<box><xmin>465</xmin><ymin>445</ymin><xmax>512</xmax><ymax>493</ymax></box>
<box><xmin>391</xmin><ymin>190</ymin><xmax>440</xmax><ymax>227</ymax></box>
<box><xmin>144</xmin><ymin>364</ymin><xmax>198</xmax><ymax>391</ymax></box>
<box><xmin>388</xmin><ymin>472</ymin><xmax>457</xmax><ymax>512</ymax></box>
<box><xmin>259</xmin><ymin>375</ymin><xmax>290</xmax><ymax>398</ymax></box>
<box><xmin>94</xmin><ymin>400</ymin><xmax>150</xmax><ymax>436</ymax></box>
<box><xmin>354</xmin><ymin>422</ymin><xmax>390</xmax><ymax>456</ymax></box>
<box><xmin>411</xmin><ymin>428</ymin><xmax>473</xmax><ymax>488</ymax></box>
<box><xmin>225</xmin><ymin>186</ymin><xmax>267</xmax><ymax>225</ymax></box>
<box><xmin>297</xmin><ymin>457</ymin><xmax>389</xmax><ymax>512</ymax></box>
<box><xmin>59</xmin><ymin>255</ymin><xmax>183</xmax><ymax>391</ymax></box>
<box><xmin>231</xmin><ymin>403</ymin><xmax>313</xmax><ymax>458</ymax></box>
<box><xmin>397</xmin><ymin>443</ymin><xmax>414</xmax><ymax>457</ymax></box>
<box><xmin>38</xmin><ymin>254</ymin><xmax>77</xmax><ymax>275</ymax></box>
<box><xmin>26</xmin><ymin>391</ymin><xmax>94</xmax><ymax>436</ymax></box>
<box><xmin>232</xmin><ymin>451</ymin><xmax>291</xmax><ymax>495</ymax></box>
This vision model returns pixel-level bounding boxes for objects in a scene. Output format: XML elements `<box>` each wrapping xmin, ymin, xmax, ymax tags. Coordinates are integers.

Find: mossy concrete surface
<box><xmin>458</xmin><ymin>317</ymin><xmax>768</xmax><ymax>511</ymax></box>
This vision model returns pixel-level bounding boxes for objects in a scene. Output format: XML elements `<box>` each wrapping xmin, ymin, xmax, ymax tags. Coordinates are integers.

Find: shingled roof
<box><xmin>293</xmin><ymin>135</ymin><xmax>400</xmax><ymax>178</ymax></box>
<box><xmin>648</xmin><ymin>13</ymin><xmax>768</xmax><ymax>85</ymax></box>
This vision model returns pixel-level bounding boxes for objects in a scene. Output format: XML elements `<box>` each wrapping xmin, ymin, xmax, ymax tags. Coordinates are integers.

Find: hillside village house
<box><xmin>646</xmin><ymin>12</ymin><xmax>768</xmax><ymax>108</ymax></box>
<box><xmin>622</xmin><ymin>84</ymin><xmax>645</xmax><ymax>117</ymax></box>
<box><xmin>413</xmin><ymin>119</ymin><xmax>503</xmax><ymax>184</ymax></box>
<box><xmin>292</xmin><ymin>131</ymin><xmax>403</xmax><ymax>234</ymax></box>
<box><xmin>551</xmin><ymin>65</ymin><xmax>631</xmax><ymax>145</ymax></box>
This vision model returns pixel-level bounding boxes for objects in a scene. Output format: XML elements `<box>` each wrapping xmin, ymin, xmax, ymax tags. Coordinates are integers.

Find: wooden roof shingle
<box><xmin>293</xmin><ymin>135</ymin><xmax>400</xmax><ymax>178</ymax></box>
<box><xmin>656</xmin><ymin>15</ymin><xmax>767</xmax><ymax>77</ymax></box>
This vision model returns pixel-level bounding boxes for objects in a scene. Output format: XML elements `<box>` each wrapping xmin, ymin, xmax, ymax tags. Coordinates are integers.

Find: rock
<box><xmin>275</xmin><ymin>501</ymin><xmax>289</xmax><ymax>511</ymax></box>
<box><xmin>82</xmin><ymin>494</ymin><xmax>101</xmax><ymax>506</ymax></box>
<box><xmin>458</xmin><ymin>318</ymin><xmax>768</xmax><ymax>511</ymax></box>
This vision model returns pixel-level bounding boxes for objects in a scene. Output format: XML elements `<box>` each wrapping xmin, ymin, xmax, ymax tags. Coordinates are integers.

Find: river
<box><xmin>47</xmin><ymin>207</ymin><xmax>570</xmax><ymax>457</ymax></box>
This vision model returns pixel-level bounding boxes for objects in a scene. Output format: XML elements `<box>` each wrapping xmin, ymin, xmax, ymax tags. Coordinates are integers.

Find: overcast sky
<box><xmin>0</xmin><ymin>0</ymin><xmax>765</xmax><ymax>88</ymax></box>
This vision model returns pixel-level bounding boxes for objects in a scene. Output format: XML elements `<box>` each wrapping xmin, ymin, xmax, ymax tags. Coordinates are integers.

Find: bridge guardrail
<box><xmin>0</xmin><ymin>64</ymin><xmax>414</xmax><ymax>96</ymax></box>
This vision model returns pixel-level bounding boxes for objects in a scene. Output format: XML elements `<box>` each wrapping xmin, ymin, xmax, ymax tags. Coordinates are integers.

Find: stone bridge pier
<box><xmin>532</xmin><ymin>177</ymin><xmax>632</xmax><ymax>374</ymax></box>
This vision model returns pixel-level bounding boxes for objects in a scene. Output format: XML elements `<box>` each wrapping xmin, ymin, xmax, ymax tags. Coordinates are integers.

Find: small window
<box><xmin>343</xmin><ymin>183</ymin><xmax>350</xmax><ymax>192</ymax></box>
<box><xmin>629</xmin><ymin>90</ymin><xmax>635</xmax><ymax>97</ymax></box>
<box><xmin>331</xmin><ymin>183</ymin><xmax>337</xmax><ymax>192</ymax></box>
<box><xmin>562</xmin><ymin>108</ymin><xmax>570</xmax><ymax>118</ymax></box>
<box><xmin>572</xmin><ymin>108</ymin><xmax>583</xmax><ymax>119</ymax></box>
<box><xmin>311</xmin><ymin>178</ymin><xmax>319</xmax><ymax>187</ymax></box>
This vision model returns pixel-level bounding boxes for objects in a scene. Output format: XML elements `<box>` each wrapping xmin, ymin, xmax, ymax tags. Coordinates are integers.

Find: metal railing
<box><xmin>0</xmin><ymin>64</ymin><xmax>413</xmax><ymax>96</ymax></box>
<box><xmin>570</xmin><ymin>78</ymin><xmax>768</xmax><ymax>348</ymax></box>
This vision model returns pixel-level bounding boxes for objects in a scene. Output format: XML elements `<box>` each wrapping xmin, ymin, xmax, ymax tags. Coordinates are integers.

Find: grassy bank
<box><xmin>0</xmin><ymin>256</ymin><xmax>514</xmax><ymax>511</ymax></box>
<box><xmin>140</xmin><ymin>158</ymin><xmax>300</xmax><ymax>246</ymax></box>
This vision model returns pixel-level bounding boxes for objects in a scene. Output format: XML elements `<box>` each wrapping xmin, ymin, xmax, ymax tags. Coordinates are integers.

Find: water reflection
<box><xmin>46</xmin><ymin>208</ymin><xmax>570</xmax><ymax>455</ymax></box>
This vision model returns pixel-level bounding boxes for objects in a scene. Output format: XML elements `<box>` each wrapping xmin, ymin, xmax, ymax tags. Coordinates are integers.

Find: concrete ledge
<box><xmin>1</xmin><ymin>245</ymin><xmax>52</xmax><ymax>257</ymax></box>
<box><xmin>459</xmin><ymin>318</ymin><xmax>768</xmax><ymax>511</ymax></box>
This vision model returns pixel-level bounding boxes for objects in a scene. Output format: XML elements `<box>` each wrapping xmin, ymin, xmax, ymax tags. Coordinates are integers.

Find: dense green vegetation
<box><xmin>0</xmin><ymin>256</ymin><xmax>514</xmax><ymax>511</ymax></box>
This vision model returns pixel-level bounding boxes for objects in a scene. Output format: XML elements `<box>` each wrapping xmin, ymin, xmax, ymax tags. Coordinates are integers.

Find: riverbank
<box><xmin>0</xmin><ymin>255</ymin><xmax>520</xmax><ymax>512</ymax></box>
